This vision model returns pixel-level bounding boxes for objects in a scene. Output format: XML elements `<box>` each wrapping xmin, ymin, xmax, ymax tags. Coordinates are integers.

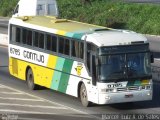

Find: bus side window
<box><xmin>72</xmin><ymin>40</ymin><xmax>84</xmax><ymax>59</ymax></box>
<box><xmin>58</xmin><ymin>37</ymin><xmax>70</xmax><ymax>55</ymax></box>
<box><xmin>59</xmin><ymin>37</ymin><xmax>65</xmax><ymax>54</ymax></box>
<box><xmin>52</xmin><ymin>35</ymin><xmax>57</xmax><ymax>52</ymax></box>
<box><xmin>34</xmin><ymin>32</ymin><xmax>45</xmax><ymax>49</ymax></box>
<box><xmin>26</xmin><ymin>30</ymin><xmax>32</xmax><ymax>46</ymax></box>
<box><xmin>39</xmin><ymin>33</ymin><xmax>44</xmax><ymax>49</ymax></box>
<box><xmin>46</xmin><ymin>34</ymin><xmax>57</xmax><ymax>52</ymax></box>
<box><xmin>16</xmin><ymin>27</ymin><xmax>21</xmax><ymax>43</ymax></box>
<box><xmin>11</xmin><ymin>26</ymin><xmax>16</xmax><ymax>42</ymax></box>
<box><xmin>87</xmin><ymin>43</ymin><xmax>97</xmax><ymax>72</ymax></box>
<box><xmin>64</xmin><ymin>38</ymin><xmax>70</xmax><ymax>55</ymax></box>
<box><xmin>22</xmin><ymin>28</ymin><xmax>27</xmax><ymax>44</ymax></box>
<box><xmin>72</xmin><ymin>40</ymin><xmax>77</xmax><ymax>58</ymax></box>
<box><xmin>46</xmin><ymin>34</ymin><xmax>52</xmax><ymax>51</ymax></box>
<box><xmin>34</xmin><ymin>32</ymin><xmax>39</xmax><ymax>47</ymax></box>
<box><xmin>79</xmin><ymin>42</ymin><xmax>84</xmax><ymax>59</ymax></box>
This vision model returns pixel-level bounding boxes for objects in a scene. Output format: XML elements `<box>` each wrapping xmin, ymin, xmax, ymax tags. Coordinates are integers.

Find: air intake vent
<box><xmin>94</xmin><ymin>28</ymin><xmax>110</xmax><ymax>31</ymax></box>
<box><xmin>51</xmin><ymin>19</ymin><xmax>68</xmax><ymax>23</ymax></box>
<box><xmin>131</xmin><ymin>41</ymin><xmax>144</xmax><ymax>44</ymax></box>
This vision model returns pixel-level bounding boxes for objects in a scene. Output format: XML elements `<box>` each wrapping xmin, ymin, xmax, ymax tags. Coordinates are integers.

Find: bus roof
<box><xmin>87</xmin><ymin>30</ymin><xmax>148</xmax><ymax>47</ymax></box>
<box><xmin>14</xmin><ymin>16</ymin><xmax>106</xmax><ymax>40</ymax></box>
<box><xmin>10</xmin><ymin>16</ymin><xmax>148</xmax><ymax>47</ymax></box>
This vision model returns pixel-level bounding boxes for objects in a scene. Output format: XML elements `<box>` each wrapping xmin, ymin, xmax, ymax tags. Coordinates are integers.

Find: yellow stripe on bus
<box><xmin>45</xmin><ymin>55</ymin><xmax>58</xmax><ymax>88</ymax></box>
<box><xmin>47</xmin><ymin>55</ymin><xmax>58</xmax><ymax>69</ymax></box>
<box><xmin>56</xmin><ymin>30</ymin><xmax>67</xmax><ymax>36</ymax></box>
<box><xmin>141</xmin><ymin>80</ymin><xmax>149</xmax><ymax>85</ymax></box>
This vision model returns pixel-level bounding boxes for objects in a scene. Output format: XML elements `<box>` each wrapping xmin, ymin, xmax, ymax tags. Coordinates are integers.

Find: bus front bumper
<box><xmin>98</xmin><ymin>90</ymin><xmax>152</xmax><ymax>104</ymax></box>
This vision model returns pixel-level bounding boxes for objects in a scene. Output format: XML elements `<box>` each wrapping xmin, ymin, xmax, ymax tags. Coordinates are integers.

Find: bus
<box><xmin>8</xmin><ymin>16</ymin><xmax>153</xmax><ymax>107</ymax></box>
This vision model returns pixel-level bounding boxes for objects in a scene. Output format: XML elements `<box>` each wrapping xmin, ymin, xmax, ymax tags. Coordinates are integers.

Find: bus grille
<box><xmin>117</xmin><ymin>86</ymin><xmax>139</xmax><ymax>92</ymax></box>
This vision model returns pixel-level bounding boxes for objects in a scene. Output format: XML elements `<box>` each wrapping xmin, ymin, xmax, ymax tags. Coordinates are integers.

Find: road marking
<box><xmin>17</xmin><ymin>118</ymin><xmax>53</xmax><ymax>120</ymax></box>
<box><xmin>0</xmin><ymin>84</ymin><xmax>100</xmax><ymax>119</ymax></box>
<box><xmin>0</xmin><ymin>97</ymin><xmax>44</xmax><ymax>101</ymax></box>
<box><xmin>0</xmin><ymin>85</ymin><xmax>5</xmax><ymax>88</ymax></box>
<box><xmin>0</xmin><ymin>109</ymin><xmax>58</xmax><ymax>114</ymax></box>
<box><xmin>0</xmin><ymin>92</ymin><xmax>23</xmax><ymax>95</ymax></box>
<box><xmin>0</xmin><ymin>103</ymin><xmax>67</xmax><ymax>109</ymax></box>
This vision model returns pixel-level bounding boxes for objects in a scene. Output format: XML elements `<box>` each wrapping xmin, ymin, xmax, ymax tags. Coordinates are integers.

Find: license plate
<box><xmin>125</xmin><ymin>94</ymin><xmax>133</xmax><ymax>98</ymax></box>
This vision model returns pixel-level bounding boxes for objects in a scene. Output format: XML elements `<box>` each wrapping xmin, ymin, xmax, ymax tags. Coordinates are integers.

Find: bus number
<box><xmin>107</xmin><ymin>83</ymin><xmax>123</xmax><ymax>88</ymax></box>
<box><xmin>10</xmin><ymin>47</ymin><xmax>20</xmax><ymax>56</ymax></box>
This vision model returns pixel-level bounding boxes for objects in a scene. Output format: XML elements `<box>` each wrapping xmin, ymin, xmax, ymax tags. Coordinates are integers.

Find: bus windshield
<box><xmin>98</xmin><ymin>52</ymin><xmax>151</xmax><ymax>81</ymax></box>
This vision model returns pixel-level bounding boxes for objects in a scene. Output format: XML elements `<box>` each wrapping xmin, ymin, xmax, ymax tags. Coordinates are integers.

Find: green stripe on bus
<box><xmin>72</xmin><ymin>33</ymin><xmax>84</xmax><ymax>39</ymax></box>
<box><xmin>50</xmin><ymin>57</ymin><xmax>65</xmax><ymax>90</ymax></box>
<box><xmin>58</xmin><ymin>59</ymin><xmax>73</xmax><ymax>93</ymax></box>
<box><xmin>127</xmin><ymin>81</ymin><xmax>135</xmax><ymax>86</ymax></box>
<box><xmin>134</xmin><ymin>80</ymin><xmax>141</xmax><ymax>86</ymax></box>
<box><xmin>50</xmin><ymin>71</ymin><xmax>61</xmax><ymax>90</ymax></box>
<box><xmin>55</xmin><ymin>57</ymin><xmax>65</xmax><ymax>71</ymax></box>
<box><xmin>65</xmin><ymin>32</ymin><xmax>74</xmax><ymax>38</ymax></box>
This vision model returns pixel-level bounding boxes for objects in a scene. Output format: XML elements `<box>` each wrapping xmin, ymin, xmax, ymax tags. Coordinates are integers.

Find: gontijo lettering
<box><xmin>23</xmin><ymin>50</ymin><xmax>44</xmax><ymax>63</ymax></box>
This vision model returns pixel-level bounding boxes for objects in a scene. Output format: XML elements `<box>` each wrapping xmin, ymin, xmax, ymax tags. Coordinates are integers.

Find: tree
<box><xmin>80</xmin><ymin>0</ymin><xmax>91</xmax><ymax>6</ymax></box>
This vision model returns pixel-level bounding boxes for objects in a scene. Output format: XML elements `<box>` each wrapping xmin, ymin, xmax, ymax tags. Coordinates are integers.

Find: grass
<box><xmin>0</xmin><ymin>0</ymin><xmax>159</xmax><ymax>35</ymax></box>
<box><xmin>0</xmin><ymin>0</ymin><xmax>18</xmax><ymax>16</ymax></box>
<box><xmin>57</xmin><ymin>0</ymin><xmax>160</xmax><ymax>35</ymax></box>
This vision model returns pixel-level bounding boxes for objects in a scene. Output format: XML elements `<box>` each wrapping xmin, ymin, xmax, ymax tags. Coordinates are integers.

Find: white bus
<box><xmin>8</xmin><ymin>16</ymin><xmax>153</xmax><ymax>107</ymax></box>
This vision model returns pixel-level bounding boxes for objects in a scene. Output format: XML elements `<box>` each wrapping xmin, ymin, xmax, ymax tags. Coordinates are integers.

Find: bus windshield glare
<box><xmin>98</xmin><ymin>45</ymin><xmax>152</xmax><ymax>82</ymax></box>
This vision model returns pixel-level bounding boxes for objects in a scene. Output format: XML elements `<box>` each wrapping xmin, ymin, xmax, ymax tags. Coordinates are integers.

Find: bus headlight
<box><xmin>140</xmin><ymin>85</ymin><xmax>151</xmax><ymax>90</ymax></box>
<box><xmin>141</xmin><ymin>86</ymin><xmax>145</xmax><ymax>89</ymax></box>
<box><xmin>146</xmin><ymin>85</ymin><xmax>151</xmax><ymax>90</ymax></box>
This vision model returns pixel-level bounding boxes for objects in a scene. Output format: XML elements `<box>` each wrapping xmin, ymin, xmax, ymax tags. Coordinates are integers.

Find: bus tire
<box><xmin>80</xmin><ymin>83</ymin><xmax>90</xmax><ymax>107</ymax></box>
<box><xmin>26</xmin><ymin>68</ymin><xmax>37</xmax><ymax>90</ymax></box>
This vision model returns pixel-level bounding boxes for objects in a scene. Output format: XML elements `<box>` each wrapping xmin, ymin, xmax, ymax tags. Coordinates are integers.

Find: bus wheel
<box><xmin>80</xmin><ymin>83</ymin><xmax>90</xmax><ymax>107</ymax></box>
<box><xmin>27</xmin><ymin>68</ymin><xmax>37</xmax><ymax>90</ymax></box>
